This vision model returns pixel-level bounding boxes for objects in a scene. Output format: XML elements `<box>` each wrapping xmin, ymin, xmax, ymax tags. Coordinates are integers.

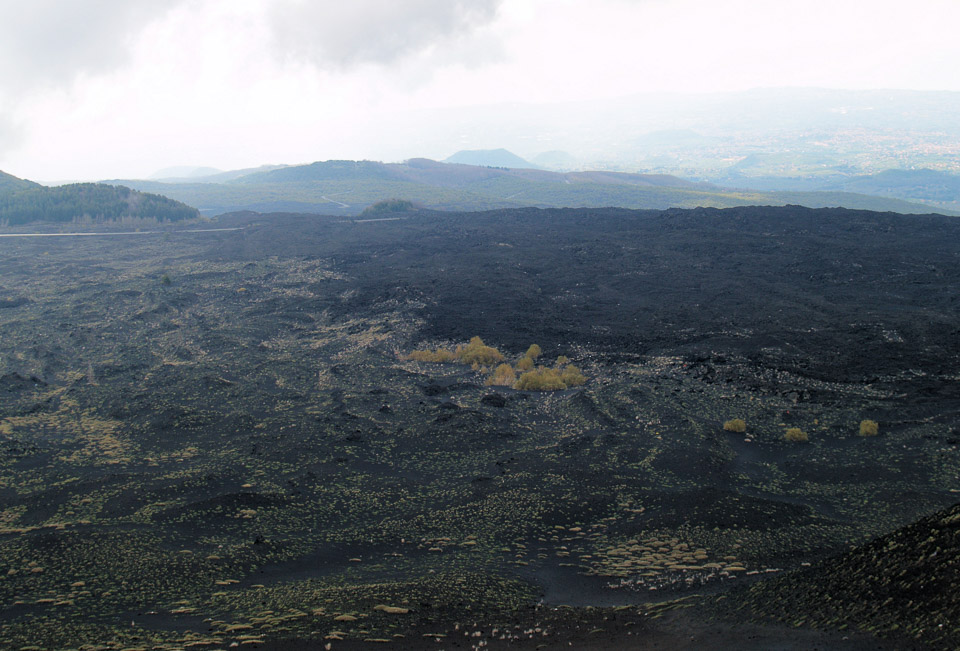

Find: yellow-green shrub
<box><xmin>560</xmin><ymin>364</ymin><xmax>587</xmax><ymax>387</ymax></box>
<box><xmin>514</xmin><ymin>367</ymin><xmax>567</xmax><ymax>391</ymax></box>
<box><xmin>784</xmin><ymin>427</ymin><xmax>808</xmax><ymax>442</ymax></box>
<box><xmin>723</xmin><ymin>419</ymin><xmax>746</xmax><ymax>433</ymax></box>
<box><xmin>408</xmin><ymin>348</ymin><xmax>456</xmax><ymax>363</ymax></box>
<box><xmin>485</xmin><ymin>364</ymin><xmax>516</xmax><ymax>387</ymax></box>
<box><xmin>456</xmin><ymin>336</ymin><xmax>504</xmax><ymax>365</ymax></box>
<box><xmin>408</xmin><ymin>338</ymin><xmax>586</xmax><ymax>391</ymax></box>
<box><xmin>435</xmin><ymin>348</ymin><xmax>457</xmax><ymax>362</ymax></box>
<box><xmin>859</xmin><ymin>419</ymin><xmax>879</xmax><ymax>436</ymax></box>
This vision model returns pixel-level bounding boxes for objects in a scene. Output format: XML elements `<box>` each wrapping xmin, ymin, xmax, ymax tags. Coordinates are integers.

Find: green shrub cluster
<box><xmin>859</xmin><ymin>419</ymin><xmax>879</xmax><ymax>436</ymax></box>
<box><xmin>360</xmin><ymin>198</ymin><xmax>416</xmax><ymax>216</ymax></box>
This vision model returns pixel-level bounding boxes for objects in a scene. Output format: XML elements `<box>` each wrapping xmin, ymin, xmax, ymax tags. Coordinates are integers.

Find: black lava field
<box><xmin>0</xmin><ymin>205</ymin><xmax>958</xmax><ymax>649</ymax></box>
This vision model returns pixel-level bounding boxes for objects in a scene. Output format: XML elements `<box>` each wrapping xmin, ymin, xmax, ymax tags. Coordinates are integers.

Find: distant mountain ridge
<box><xmin>443</xmin><ymin>148</ymin><xmax>541</xmax><ymax>169</ymax></box>
<box><xmin>842</xmin><ymin>168</ymin><xmax>960</xmax><ymax>203</ymax></box>
<box><xmin>230</xmin><ymin>157</ymin><xmax>711</xmax><ymax>189</ymax></box>
<box><xmin>236</xmin><ymin>160</ymin><xmax>401</xmax><ymax>184</ymax></box>
<box><xmin>723</xmin><ymin>167</ymin><xmax>960</xmax><ymax>212</ymax></box>
<box><xmin>152</xmin><ymin>164</ymin><xmax>291</xmax><ymax>184</ymax></box>
<box><xmin>149</xmin><ymin>166</ymin><xmax>223</xmax><ymax>180</ymax></box>
<box><xmin>103</xmin><ymin>157</ymin><xmax>952</xmax><ymax>217</ymax></box>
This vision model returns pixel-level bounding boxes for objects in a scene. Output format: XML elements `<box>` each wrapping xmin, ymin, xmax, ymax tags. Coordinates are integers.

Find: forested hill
<box><xmin>0</xmin><ymin>170</ymin><xmax>40</xmax><ymax>195</ymax></box>
<box><xmin>0</xmin><ymin>183</ymin><xmax>200</xmax><ymax>225</ymax></box>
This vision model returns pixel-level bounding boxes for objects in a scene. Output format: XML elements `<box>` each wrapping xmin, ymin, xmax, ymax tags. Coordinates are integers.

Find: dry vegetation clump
<box><xmin>408</xmin><ymin>348</ymin><xmax>457</xmax><ymax>363</ymax></box>
<box><xmin>784</xmin><ymin>427</ymin><xmax>808</xmax><ymax>442</ymax></box>
<box><xmin>514</xmin><ymin>367</ymin><xmax>568</xmax><ymax>391</ymax></box>
<box><xmin>511</xmin><ymin>344</ymin><xmax>586</xmax><ymax>391</ymax></box>
<box><xmin>456</xmin><ymin>337</ymin><xmax>506</xmax><ymax>365</ymax></box>
<box><xmin>407</xmin><ymin>336</ymin><xmax>503</xmax><ymax>365</ymax></box>
<box><xmin>859</xmin><ymin>419</ymin><xmax>879</xmax><ymax>436</ymax></box>
<box><xmin>485</xmin><ymin>364</ymin><xmax>517</xmax><ymax>387</ymax></box>
<box><xmin>723</xmin><ymin>419</ymin><xmax>747</xmax><ymax>433</ymax></box>
<box><xmin>516</xmin><ymin>356</ymin><xmax>534</xmax><ymax>371</ymax></box>
<box><xmin>559</xmin><ymin>363</ymin><xmax>587</xmax><ymax>387</ymax></box>
<box><xmin>514</xmin><ymin>360</ymin><xmax>586</xmax><ymax>391</ymax></box>
<box><xmin>408</xmin><ymin>337</ymin><xmax>587</xmax><ymax>391</ymax></box>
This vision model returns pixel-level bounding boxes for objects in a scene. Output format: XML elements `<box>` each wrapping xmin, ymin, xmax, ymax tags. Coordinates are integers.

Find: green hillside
<box><xmin>0</xmin><ymin>170</ymin><xmax>40</xmax><ymax>195</ymax></box>
<box><xmin>722</xmin><ymin>167</ymin><xmax>960</xmax><ymax>213</ymax></box>
<box><xmin>842</xmin><ymin>168</ymin><xmax>960</xmax><ymax>211</ymax></box>
<box><xmin>236</xmin><ymin>159</ymin><xmax>401</xmax><ymax>184</ymax></box>
<box><xmin>0</xmin><ymin>182</ymin><xmax>200</xmax><ymax>226</ymax></box>
<box><xmin>106</xmin><ymin>158</ymin><xmax>952</xmax><ymax>217</ymax></box>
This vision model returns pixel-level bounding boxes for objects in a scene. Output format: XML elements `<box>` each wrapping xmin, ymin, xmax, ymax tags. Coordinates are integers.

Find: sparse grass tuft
<box><xmin>723</xmin><ymin>419</ymin><xmax>747</xmax><ymax>433</ymax></box>
<box><xmin>784</xmin><ymin>427</ymin><xmax>808</xmax><ymax>443</ymax></box>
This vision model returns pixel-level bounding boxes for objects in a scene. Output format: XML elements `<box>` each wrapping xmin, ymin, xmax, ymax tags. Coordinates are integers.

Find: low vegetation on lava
<box><xmin>0</xmin><ymin>205</ymin><xmax>957</xmax><ymax>649</ymax></box>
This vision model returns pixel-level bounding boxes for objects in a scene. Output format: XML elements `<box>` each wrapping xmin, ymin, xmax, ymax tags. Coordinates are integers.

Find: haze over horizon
<box><xmin>2</xmin><ymin>0</ymin><xmax>960</xmax><ymax>181</ymax></box>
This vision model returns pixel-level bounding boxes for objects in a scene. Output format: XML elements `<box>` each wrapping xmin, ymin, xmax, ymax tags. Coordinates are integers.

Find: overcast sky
<box><xmin>2</xmin><ymin>0</ymin><xmax>959</xmax><ymax>181</ymax></box>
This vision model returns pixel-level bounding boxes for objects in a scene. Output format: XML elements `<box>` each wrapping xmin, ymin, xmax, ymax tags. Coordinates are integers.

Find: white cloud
<box><xmin>2</xmin><ymin>0</ymin><xmax>960</xmax><ymax>180</ymax></box>
<box><xmin>265</xmin><ymin>0</ymin><xmax>503</xmax><ymax>69</ymax></box>
<box><xmin>0</xmin><ymin>0</ymin><xmax>174</xmax><ymax>92</ymax></box>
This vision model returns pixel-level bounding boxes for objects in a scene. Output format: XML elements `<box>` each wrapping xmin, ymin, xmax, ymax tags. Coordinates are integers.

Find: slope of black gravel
<box><xmin>1</xmin><ymin>204</ymin><xmax>958</xmax><ymax>649</ymax></box>
<box><xmin>217</xmin><ymin>205</ymin><xmax>960</xmax><ymax>386</ymax></box>
<box><xmin>727</xmin><ymin>501</ymin><xmax>960</xmax><ymax>648</ymax></box>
